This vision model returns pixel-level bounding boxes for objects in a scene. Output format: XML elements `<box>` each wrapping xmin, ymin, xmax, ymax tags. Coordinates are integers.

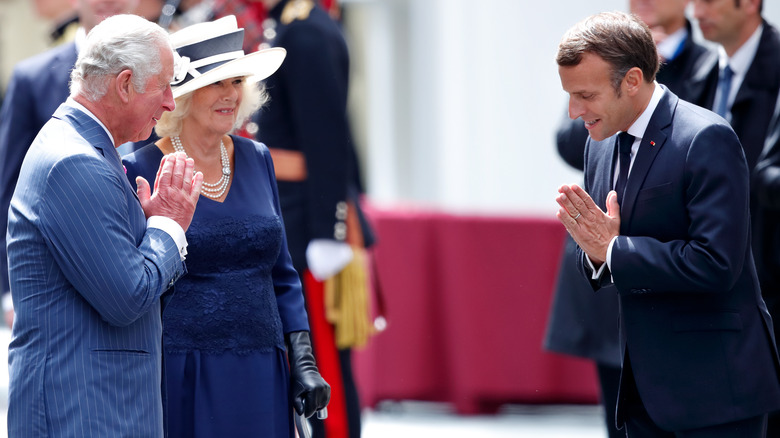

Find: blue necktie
<box><xmin>614</xmin><ymin>132</ymin><xmax>634</xmax><ymax>205</ymax></box>
<box><xmin>714</xmin><ymin>64</ymin><xmax>734</xmax><ymax>118</ymax></box>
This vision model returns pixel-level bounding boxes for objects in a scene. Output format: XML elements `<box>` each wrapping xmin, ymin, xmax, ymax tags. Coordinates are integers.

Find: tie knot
<box><xmin>618</xmin><ymin>132</ymin><xmax>634</xmax><ymax>155</ymax></box>
<box><xmin>721</xmin><ymin>64</ymin><xmax>734</xmax><ymax>81</ymax></box>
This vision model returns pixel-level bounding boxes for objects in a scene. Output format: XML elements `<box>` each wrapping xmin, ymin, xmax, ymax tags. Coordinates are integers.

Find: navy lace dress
<box><xmin>123</xmin><ymin>135</ymin><xmax>309</xmax><ymax>438</ymax></box>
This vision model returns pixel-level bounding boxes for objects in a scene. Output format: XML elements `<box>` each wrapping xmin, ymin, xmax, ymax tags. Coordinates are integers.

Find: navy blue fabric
<box><xmin>7</xmin><ymin>102</ymin><xmax>185</xmax><ymax>436</ymax></box>
<box><xmin>0</xmin><ymin>41</ymin><xmax>77</xmax><ymax>295</ymax></box>
<box><xmin>580</xmin><ymin>88</ymin><xmax>780</xmax><ymax>432</ymax></box>
<box><xmin>123</xmin><ymin>135</ymin><xmax>309</xmax><ymax>437</ymax></box>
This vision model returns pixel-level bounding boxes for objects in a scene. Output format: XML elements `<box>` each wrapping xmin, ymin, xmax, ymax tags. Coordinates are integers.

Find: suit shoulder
<box><xmin>673</xmin><ymin>100</ymin><xmax>741</xmax><ymax>150</ymax></box>
<box><xmin>763</xmin><ymin>20</ymin><xmax>780</xmax><ymax>45</ymax></box>
<box><xmin>675</xmin><ymin>99</ymin><xmax>728</xmax><ymax>126</ymax></box>
<box><xmin>11</xmin><ymin>43</ymin><xmax>77</xmax><ymax>78</ymax></box>
<box><xmin>29</xmin><ymin>120</ymin><xmax>102</xmax><ymax>166</ymax></box>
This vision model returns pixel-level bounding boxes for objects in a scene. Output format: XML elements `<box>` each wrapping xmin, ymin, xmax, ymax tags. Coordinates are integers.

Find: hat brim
<box><xmin>172</xmin><ymin>47</ymin><xmax>286</xmax><ymax>99</ymax></box>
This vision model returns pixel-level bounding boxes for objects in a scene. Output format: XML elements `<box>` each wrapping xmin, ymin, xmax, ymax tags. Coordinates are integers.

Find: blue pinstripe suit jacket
<box><xmin>6</xmin><ymin>102</ymin><xmax>185</xmax><ymax>437</ymax></box>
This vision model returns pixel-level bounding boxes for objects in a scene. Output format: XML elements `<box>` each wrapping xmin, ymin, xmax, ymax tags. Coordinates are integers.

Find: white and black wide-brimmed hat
<box><xmin>170</xmin><ymin>15</ymin><xmax>286</xmax><ymax>99</ymax></box>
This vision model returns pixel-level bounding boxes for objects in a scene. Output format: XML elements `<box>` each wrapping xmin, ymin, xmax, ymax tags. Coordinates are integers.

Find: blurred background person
<box><xmin>0</xmin><ymin>0</ymin><xmax>140</xmax><ymax>329</ymax></box>
<box><xmin>252</xmin><ymin>1</ymin><xmax>375</xmax><ymax>437</ymax></box>
<box><xmin>123</xmin><ymin>16</ymin><xmax>330</xmax><ymax>437</ymax></box>
<box><xmin>689</xmin><ymin>1</ymin><xmax>780</xmax><ymax>432</ymax></box>
<box><xmin>135</xmin><ymin>0</ymin><xmax>165</xmax><ymax>22</ymax></box>
<box><xmin>32</xmin><ymin>0</ymin><xmax>78</xmax><ymax>46</ymax></box>
<box><xmin>544</xmin><ymin>2</ymin><xmax>708</xmax><ymax>437</ymax></box>
<box><xmin>691</xmin><ymin>0</ymin><xmax>779</xmax><ymax>170</ymax></box>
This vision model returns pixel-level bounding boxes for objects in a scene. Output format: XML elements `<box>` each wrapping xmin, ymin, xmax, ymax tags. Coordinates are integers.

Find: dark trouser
<box><xmin>597</xmin><ymin>363</ymin><xmax>623</xmax><ymax>438</ymax></box>
<box><xmin>309</xmin><ymin>349</ymin><xmax>362</xmax><ymax>438</ymax></box>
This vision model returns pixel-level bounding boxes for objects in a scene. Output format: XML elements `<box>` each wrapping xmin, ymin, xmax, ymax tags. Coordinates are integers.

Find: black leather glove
<box><xmin>286</xmin><ymin>330</ymin><xmax>331</xmax><ymax>418</ymax></box>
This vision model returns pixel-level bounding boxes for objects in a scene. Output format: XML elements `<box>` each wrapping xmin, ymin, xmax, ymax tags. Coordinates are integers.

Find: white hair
<box><xmin>70</xmin><ymin>14</ymin><xmax>172</xmax><ymax>101</ymax></box>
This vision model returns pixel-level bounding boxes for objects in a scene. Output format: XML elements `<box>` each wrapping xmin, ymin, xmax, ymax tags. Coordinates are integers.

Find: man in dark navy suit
<box><xmin>545</xmin><ymin>3</ymin><xmax>709</xmax><ymax>437</ymax></box>
<box><xmin>556</xmin><ymin>11</ymin><xmax>780</xmax><ymax>437</ymax></box>
<box><xmin>0</xmin><ymin>0</ymin><xmax>139</xmax><ymax>328</ymax></box>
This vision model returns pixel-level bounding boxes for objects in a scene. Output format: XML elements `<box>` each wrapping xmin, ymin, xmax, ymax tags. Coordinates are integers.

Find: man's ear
<box><xmin>743</xmin><ymin>0</ymin><xmax>761</xmax><ymax>15</ymax></box>
<box><xmin>623</xmin><ymin>67</ymin><xmax>644</xmax><ymax>96</ymax></box>
<box><xmin>115</xmin><ymin>69</ymin><xmax>134</xmax><ymax>104</ymax></box>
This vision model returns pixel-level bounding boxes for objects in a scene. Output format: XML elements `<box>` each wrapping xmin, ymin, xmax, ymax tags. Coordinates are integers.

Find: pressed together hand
<box><xmin>555</xmin><ymin>184</ymin><xmax>621</xmax><ymax>267</ymax></box>
<box><xmin>136</xmin><ymin>152</ymin><xmax>203</xmax><ymax>231</ymax></box>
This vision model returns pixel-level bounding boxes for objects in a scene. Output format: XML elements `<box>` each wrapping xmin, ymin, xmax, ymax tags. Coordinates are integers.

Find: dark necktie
<box><xmin>714</xmin><ymin>64</ymin><xmax>734</xmax><ymax>118</ymax></box>
<box><xmin>614</xmin><ymin>132</ymin><xmax>634</xmax><ymax>205</ymax></box>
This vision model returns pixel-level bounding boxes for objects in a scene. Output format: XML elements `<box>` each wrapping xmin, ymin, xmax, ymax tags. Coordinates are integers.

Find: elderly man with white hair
<box><xmin>5</xmin><ymin>14</ymin><xmax>202</xmax><ymax>436</ymax></box>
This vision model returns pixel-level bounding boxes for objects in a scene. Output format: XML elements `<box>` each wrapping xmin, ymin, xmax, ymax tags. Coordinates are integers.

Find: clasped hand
<box><xmin>555</xmin><ymin>184</ymin><xmax>621</xmax><ymax>267</ymax></box>
<box><xmin>136</xmin><ymin>152</ymin><xmax>203</xmax><ymax>231</ymax></box>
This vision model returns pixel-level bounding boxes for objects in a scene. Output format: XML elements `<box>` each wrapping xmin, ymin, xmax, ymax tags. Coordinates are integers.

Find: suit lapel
<box><xmin>619</xmin><ymin>90</ymin><xmax>676</xmax><ymax>231</ymax></box>
<box><xmin>733</xmin><ymin>23</ymin><xmax>780</xmax><ymax>111</ymax></box>
<box><xmin>687</xmin><ymin>50</ymin><xmax>718</xmax><ymax>109</ymax></box>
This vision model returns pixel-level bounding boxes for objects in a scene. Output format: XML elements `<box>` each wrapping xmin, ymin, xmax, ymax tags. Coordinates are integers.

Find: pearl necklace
<box><xmin>171</xmin><ymin>136</ymin><xmax>231</xmax><ymax>199</ymax></box>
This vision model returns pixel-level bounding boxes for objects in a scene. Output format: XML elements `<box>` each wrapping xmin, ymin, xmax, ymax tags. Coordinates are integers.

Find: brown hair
<box><xmin>556</xmin><ymin>11</ymin><xmax>659</xmax><ymax>94</ymax></box>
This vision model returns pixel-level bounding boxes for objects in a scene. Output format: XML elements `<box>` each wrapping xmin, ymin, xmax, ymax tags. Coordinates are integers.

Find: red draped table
<box><xmin>353</xmin><ymin>204</ymin><xmax>601</xmax><ymax>414</ymax></box>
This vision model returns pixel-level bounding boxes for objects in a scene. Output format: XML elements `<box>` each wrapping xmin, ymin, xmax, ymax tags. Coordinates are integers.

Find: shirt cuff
<box><xmin>585</xmin><ymin>254</ymin><xmax>607</xmax><ymax>280</ymax></box>
<box><xmin>584</xmin><ymin>236</ymin><xmax>618</xmax><ymax>281</ymax></box>
<box><xmin>604</xmin><ymin>235</ymin><xmax>619</xmax><ymax>283</ymax></box>
<box><xmin>147</xmin><ymin>216</ymin><xmax>188</xmax><ymax>261</ymax></box>
<box><xmin>606</xmin><ymin>235</ymin><xmax>618</xmax><ymax>271</ymax></box>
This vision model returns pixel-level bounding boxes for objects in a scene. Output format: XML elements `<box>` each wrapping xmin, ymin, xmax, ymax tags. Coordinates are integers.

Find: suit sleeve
<box><xmin>259</xmin><ymin>143</ymin><xmax>310</xmax><ymax>333</ymax></box>
<box><xmin>0</xmin><ymin>68</ymin><xmax>42</xmax><ymax>295</ymax></box>
<box><xmin>38</xmin><ymin>153</ymin><xmax>183</xmax><ymax>326</ymax></box>
<box><xmin>611</xmin><ymin>123</ymin><xmax>751</xmax><ymax>293</ymax></box>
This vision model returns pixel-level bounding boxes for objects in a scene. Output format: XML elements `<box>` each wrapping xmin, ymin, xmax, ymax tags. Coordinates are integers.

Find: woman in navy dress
<box><xmin>123</xmin><ymin>16</ymin><xmax>330</xmax><ymax>438</ymax></box>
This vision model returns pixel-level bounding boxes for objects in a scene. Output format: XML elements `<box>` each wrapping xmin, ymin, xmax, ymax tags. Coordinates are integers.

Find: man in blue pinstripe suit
<box><xmin>5</xmin><ymin>14</ymin><xmax>202</xmax><ymax>437</ymax></box>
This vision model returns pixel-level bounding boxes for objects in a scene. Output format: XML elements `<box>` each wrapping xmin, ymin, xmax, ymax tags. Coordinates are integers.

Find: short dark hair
<box><xmin>556</xmin><ymin>11</ymin><xmax>659</xmax><ymax>94</ymax></box>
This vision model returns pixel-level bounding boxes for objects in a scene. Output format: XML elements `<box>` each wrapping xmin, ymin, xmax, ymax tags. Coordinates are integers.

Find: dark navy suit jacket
<box><xmin>6</xmin><ymin>102</ymin><xmax>184</xmax><ymax>436</ymax></box>
<box><xmin>0</xmin><ymin>41</ymin><xmax>77</xmax><ymax>294</ymax></box>
<box><xmin>545</xmin><ymin>23</ymin><xmax>709</xmax><ymax>367</ymax></box>
<box><xmin>581</xmin><ymin>88</ymin><xmax>780</xmax><ymax>431</ymax></box>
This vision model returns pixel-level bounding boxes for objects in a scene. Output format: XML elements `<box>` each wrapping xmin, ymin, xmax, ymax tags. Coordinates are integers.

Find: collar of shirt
<box><xmin>626</xmin><ymin>81</ymin><xmax>665</xmax><ymax>144</ymax></box>
<box><xmin>66</xmin><ymin>97</ymin><xmax>117</xmax><ymax>148</ymax></box>
<box><xmin>717</xmin><ymin>23</ymin><xmax>763</xmax><ymax>107</ymax></box>
<box><xmin>657</xmin><ymin>27</ymin><xmax>687</xmax><ymax>61</ymax></box>
<box><xmin>613</xmin><ymin>83</ymin><xmax>665</xmax><ymax>186</ymax></box>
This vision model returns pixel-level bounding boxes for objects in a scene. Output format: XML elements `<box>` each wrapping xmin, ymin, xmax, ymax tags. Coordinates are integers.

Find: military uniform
<box><xmin>253</xmin><ymin>1</ymin><xmax>374</xmax><ymax>437</ymax></box>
